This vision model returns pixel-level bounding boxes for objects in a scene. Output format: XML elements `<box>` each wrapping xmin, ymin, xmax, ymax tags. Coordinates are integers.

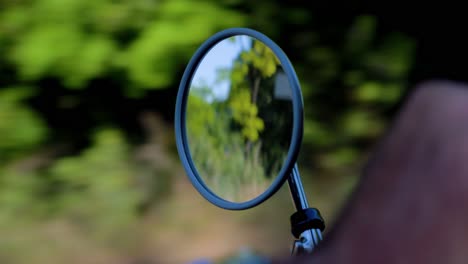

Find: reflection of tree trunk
<box><xmin>251</xmin><ymin>74</ymin><xmax>261</xmax><ymax>105</ymax></box>
<box><xmin>245</xmin><ymin>140</ymin><xmax>252</xmax><ymax>158</ymax></box>
<box><xmin>246</xmin><ymin>68</ymin><xmax>261</xmax><ymax>155</ymax></box>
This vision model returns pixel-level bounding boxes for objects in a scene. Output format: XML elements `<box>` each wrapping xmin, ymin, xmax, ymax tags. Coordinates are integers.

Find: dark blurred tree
<box><xmin>226</xmin><ymin>2</ymin><xmax>416</xmax><ymax>174</ymax></box>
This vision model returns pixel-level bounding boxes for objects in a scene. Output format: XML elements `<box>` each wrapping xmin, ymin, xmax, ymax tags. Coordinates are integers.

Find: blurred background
<box><xmin>0</xmin><ymin>1</ymin><xmax>466</xmax><ymax>263</ymax></box>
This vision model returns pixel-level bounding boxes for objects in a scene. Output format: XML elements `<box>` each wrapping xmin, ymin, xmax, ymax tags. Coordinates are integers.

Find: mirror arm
<box><xmin>287</xmin><ymin>164</ymin><xmax>325</xmax><ymax>255</ymax></box>
<box><xmin>288</xmin><ymin>164</ymin><xmax>310</xmax><ymax>210</ymax></box>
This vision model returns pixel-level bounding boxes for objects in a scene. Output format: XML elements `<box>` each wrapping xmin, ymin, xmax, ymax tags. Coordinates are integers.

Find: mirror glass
<box><xmin>186</xmin><ymin>35</ymin><xmax>293</xmax><ymax>202</ymax></box>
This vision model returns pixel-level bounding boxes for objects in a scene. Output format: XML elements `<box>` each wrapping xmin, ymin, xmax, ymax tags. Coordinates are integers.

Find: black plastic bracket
<box><xmin>290</xmin><ymin>208</ymin><xmax>325</xmax><ymax>239</ymax></box>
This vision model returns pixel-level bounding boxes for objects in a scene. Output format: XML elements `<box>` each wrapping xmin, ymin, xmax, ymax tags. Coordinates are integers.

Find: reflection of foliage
<box><xmin>227</xmin><ymin>38</ymin><xmax>292</xmax><ymax>177</ymax></box>
<box><xmin>236</xmin><ymin>40</ymin><xmax>280</xmax><ymax>80</ymax></box>
<box><xmin>228</xmin><ymin>39</ymin><xmax>281</xmax><ymax>142</ymax></box>
<box><xmin>187</xmin><ymin>92</ymin><xmax>273</xmax><ymax>202</ymax></box>
<box><xmin>186</xmin><ymin>37</ymin><xmax>293</xmax><ymax>200</ymax></box>
<box><xmin>228</xmin><ymin>89</ymin><xmax>264</xmax><ymax>142</ymax></box>
<box><xmin>227</xmin><ymin>39</ymin><xmax>279</xmax><ymax>144</ymax></box>
<box><xmin>187</xmin><ymin>88</ymin><xmax>216</xmax><ymax>139</ymax></box>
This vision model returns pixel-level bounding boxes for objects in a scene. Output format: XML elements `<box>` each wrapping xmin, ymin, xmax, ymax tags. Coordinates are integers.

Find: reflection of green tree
<box><xmin>228</xmin><ymin>39</ymin><xmax>280</xmax><ymax>142</ymax></box>
<box><xmin>227</xmin><ymin>38</ymin><xmax>292</xmax><ymax>178</ymax></box>
<box><xmin>228</xmin><ymin>89</ymin><xmax>264</xmax><ymax>142</ymax></box>
<box><xmin>186</xmin><ymin>37</ymin><xmax>294</xmax><ymax>201</ymax></box>
<box><xmin>187</xmin><ymin>91</ymin><xmax>273</xmax><ymax>202</ymax></box>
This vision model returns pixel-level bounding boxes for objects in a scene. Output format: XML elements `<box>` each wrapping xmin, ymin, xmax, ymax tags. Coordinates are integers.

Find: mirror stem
<box><xmin>287</xmin><ymin>164</ymin><xmax>325</xmax><ymax>255</ymax></box>
<box><xmin>287</xmin><ymin>164</ymin><xmax>309</xmax><ymax>211</ymax></box>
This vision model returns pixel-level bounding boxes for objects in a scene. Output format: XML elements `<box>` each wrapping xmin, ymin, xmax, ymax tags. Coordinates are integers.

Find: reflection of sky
<box><xmin>192</xmin><ymin>36</ymin><xmax>251</xmax><ymax>102</ymax></box>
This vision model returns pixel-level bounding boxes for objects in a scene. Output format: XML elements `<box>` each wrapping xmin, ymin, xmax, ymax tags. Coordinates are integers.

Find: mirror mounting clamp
<box><xmin>290</xmin><ymin>207</ymin><xmax>325</xmax><ymax>239</ymax></box>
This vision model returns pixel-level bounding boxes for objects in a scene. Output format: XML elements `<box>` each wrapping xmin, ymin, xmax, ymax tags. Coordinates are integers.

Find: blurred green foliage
<box><xmin>48</xmin><ymin>128</ymin><xmax>141</xmax><ymax>240</ymax></box>
<box><xmin>0</xmin><ymin>0</ymin><xmax>245</xmax><ymax>93</ymax></box>
<box><xmin>0</xmin><ymin>87</ymin><xmax>48</xmax><ymax>161</ymax></box>
<box><xmin>0</xmin><ymin>0</ymin><xmax>249</xmax><ymax>260</ymax></box>
<box><xmin>0</xmin><ymin>128</ymin><xmax>140</xmax><ymax>240</ymax></box>
<box><xmin>0</xmin><ymin>0</ymin><xmax>416</xmax><ymax>262</ymax></box>
<box><xmin>277</xmin><ymin>13</ymin><xmax>415</xmax><ymax>170</ymax></box>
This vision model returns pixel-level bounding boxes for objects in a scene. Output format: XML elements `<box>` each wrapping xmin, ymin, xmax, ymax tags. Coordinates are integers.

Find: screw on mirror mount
<box><xmin>287</xmin><ymin>164</ymin><xmax>325</xmax><ymax>255</ymax></box>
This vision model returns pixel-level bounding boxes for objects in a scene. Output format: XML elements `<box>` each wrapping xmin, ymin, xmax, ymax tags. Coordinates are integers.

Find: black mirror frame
<box><xmin>175</xmin><ymin>27</ymin><xmax>304</xmax><ymax>210</ymax></box>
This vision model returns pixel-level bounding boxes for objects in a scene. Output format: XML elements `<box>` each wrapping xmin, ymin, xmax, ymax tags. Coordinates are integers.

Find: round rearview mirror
<box><xmin>175</xmin><ymin>28</ymin><xmax>304</xmax><ymax>210</ymax></box>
